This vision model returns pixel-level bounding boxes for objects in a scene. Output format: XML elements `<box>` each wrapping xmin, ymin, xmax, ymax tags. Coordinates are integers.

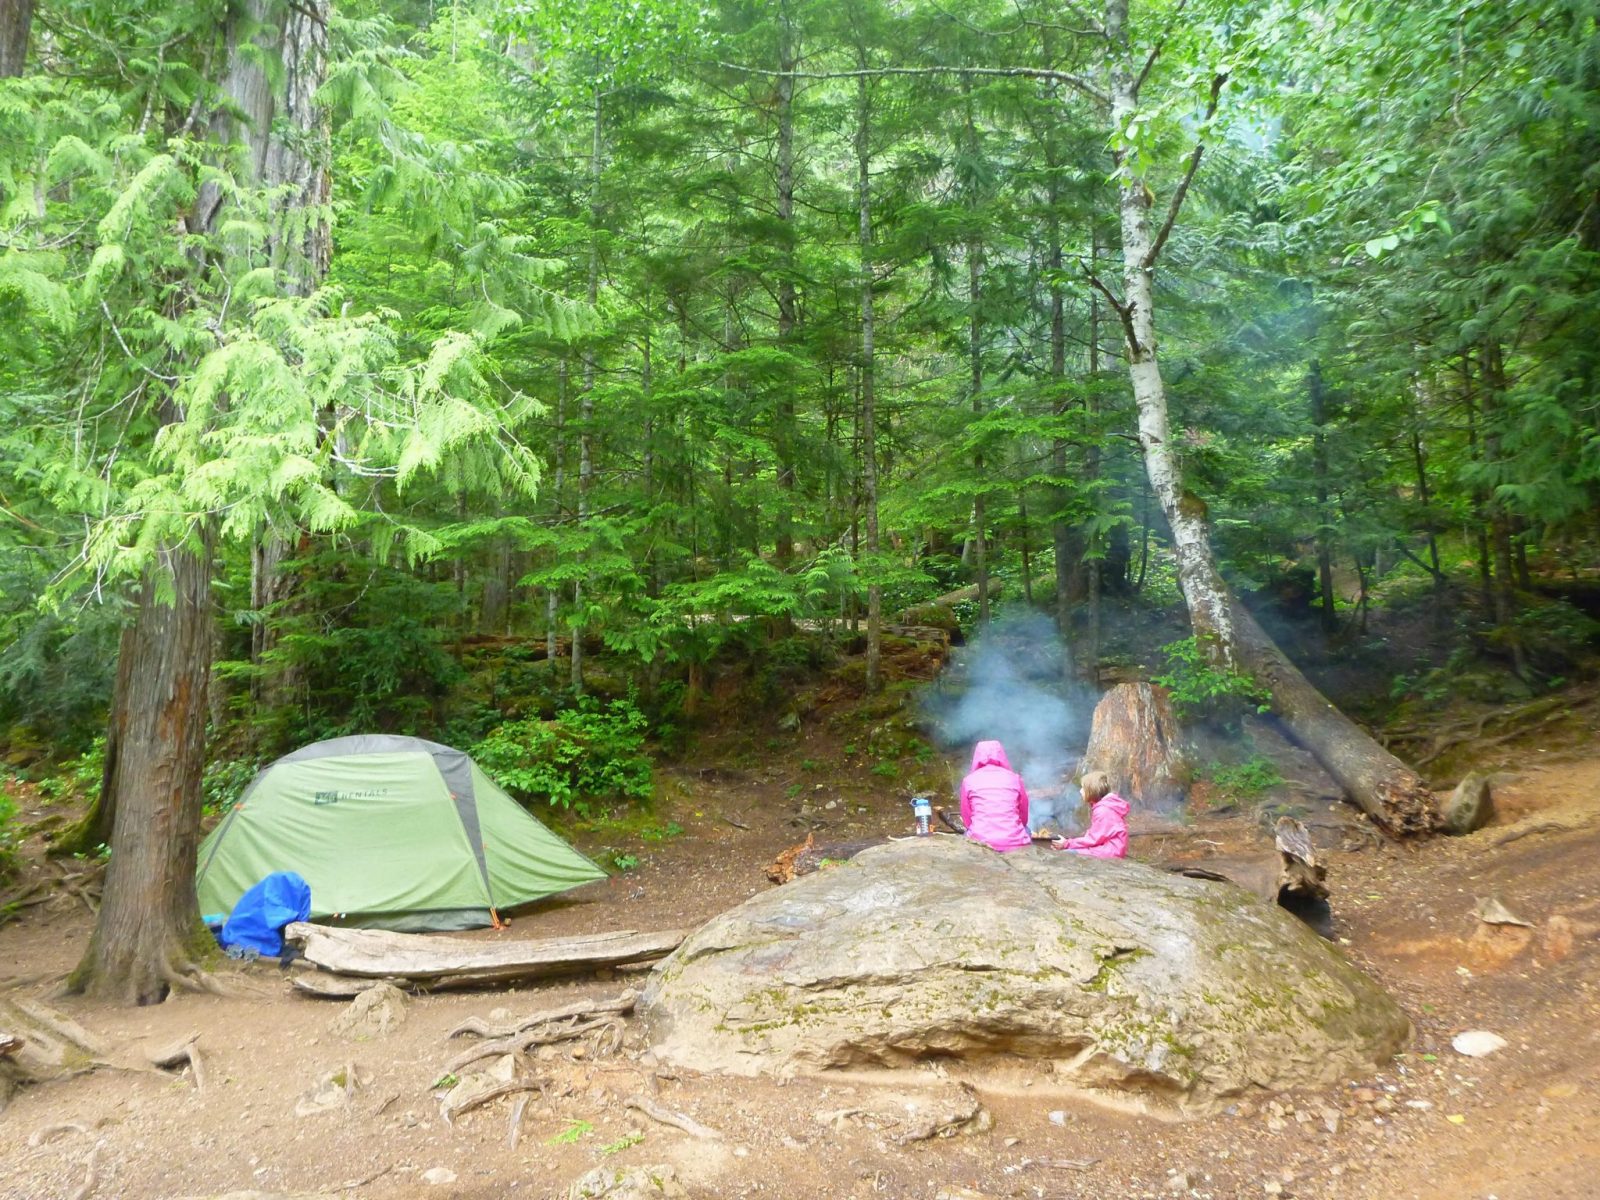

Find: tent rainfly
<box><xmin>196</xmin><ymin>734</ymin><xmax>606</xmax><ymax>932</ymax></box>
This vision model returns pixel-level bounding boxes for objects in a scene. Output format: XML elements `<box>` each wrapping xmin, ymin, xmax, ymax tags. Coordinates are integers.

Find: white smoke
<box><xmin>922</xmin><ymin>610</ymin><xmax>1093</xmax><ymax>832</ymax></box>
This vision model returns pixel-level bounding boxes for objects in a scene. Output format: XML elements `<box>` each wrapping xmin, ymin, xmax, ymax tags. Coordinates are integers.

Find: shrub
<box><xmin>1205</xmin><ymin>756</ymin><xmax>1284</xmax><ymax>802</ymax></box>
<box><xmin>1152</xmin><ymin>637</ymin><xmax>1270</xmax><ymax>721</ymax></box>
<box><xmin>0</xmin><ymin>788</ymin><xmax>19</xmax><ymax>879</ymax></box>
<box><xmin>471</xmin><ymin>697</ymin><xmax>653</xmax><ymax>815</ymax></box>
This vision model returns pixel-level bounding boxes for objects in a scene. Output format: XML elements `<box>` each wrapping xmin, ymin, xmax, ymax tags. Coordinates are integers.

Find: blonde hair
<box><xmin>1080</xmin><ymin>771</ymin><xmax>1113</xmax><ymax>805</ymax></box>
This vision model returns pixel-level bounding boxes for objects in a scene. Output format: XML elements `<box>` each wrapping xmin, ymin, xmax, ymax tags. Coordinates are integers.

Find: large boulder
<box><xmin>1078</xmin><ymin>682</ymin><xmax>1189</xmax><ymax>809</ymax></box>
<box><xmin>641</xmin><ymin>838</ymin><xmax>1408</xmax><ymax>1112</ymax></box>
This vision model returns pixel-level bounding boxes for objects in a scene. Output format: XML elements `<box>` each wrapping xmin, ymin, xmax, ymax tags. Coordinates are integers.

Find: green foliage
<box><xmin>203</xmin><ymin>757</ymin><xmax>261</xmax><ymax>817</ymax></box>
<box><xmin>600</xmin><ymin>1131</ymin><xmax>645</xmax><ymax>1155</ymax></box>
<box><xmin>548</xmin><ymin>1120</ymin><xmax>594</xmax><ymax>1145</ymax></box>
<box><xmin>1204</xmin><ymin>756</ymin><xmax>1284</xmax><ymax>802</ymax></box>
<box><xmin>1153</xmin><ymin>638</ymin><xmax>1270</xmax><ymax>721</ymax></box>
<box><xmin>35</xmin><ymin>739</ymin><xmax>105</xmax><ymax>804</ymax></box>
<box><xmin>471</xmin><ymin>698</ymin><xmax>652</xmax><ymax>814</ymax></box>
<box><xmin>0</xmin><ymin>788</ymin><xmax>19</xmax><ymax>878</ymax></box>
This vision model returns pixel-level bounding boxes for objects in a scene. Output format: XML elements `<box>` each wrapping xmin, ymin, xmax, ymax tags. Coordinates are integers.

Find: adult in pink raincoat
<box><xmin>959</xmin><ymin>740</ymin><xmax>1033</xmax><ymax>852</ymax></box>
<box><xmin>1052</xmin><ymin>770</ymin><xmax>1129</xmax><ymax>858</ymax></box>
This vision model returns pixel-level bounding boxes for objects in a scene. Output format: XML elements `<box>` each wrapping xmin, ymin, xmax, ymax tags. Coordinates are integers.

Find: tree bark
<box><xmin>1309</xmin><ymin>361</ymin><xmax>1337</xmax><ymax>632</ymax></box>
<box><xmin>773</xmin><ymin>0</ymin><xmax>798</xmax><ymax>566</ymax></box>
<box><xmin>69</xmin><ymin>543</ymin><xmax>215</xmax><ymax>1004</ymax></box>
<box><xmin>0</xmin><ymin>0</ymin><xmax>31</xmax><ymax>77</ymax></box>
<box><xmin>572</xmin><ymin>85</ymin><xmax>604</xmax><ymax>695</ymax></box>
<box><xmin>1101</xmin><ymin>0</ymin><xmax>1437</xmax><ymax>836</ymax></box>
<box><xmin>856</xmin><ymin>69</ymin><xmax>882</xmax><ymax>693</ymax></box>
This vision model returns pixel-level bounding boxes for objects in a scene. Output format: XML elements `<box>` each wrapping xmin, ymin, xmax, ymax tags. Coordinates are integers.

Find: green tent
<box><xmin>196</xmin><ymin>735</ymin><xmax>606</xmax><ymax>931</ymax></box>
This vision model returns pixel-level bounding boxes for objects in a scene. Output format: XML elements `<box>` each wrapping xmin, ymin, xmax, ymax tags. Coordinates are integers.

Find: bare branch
<box><xmin>1141</xmin><ymin>71</ymin><xmax>1227</xmax><ymax>271</ymax></box>
<box><xmin>1083</xmin><ymin>271</ymin><xmax>1141</xmax><ymax>356</ymax></box>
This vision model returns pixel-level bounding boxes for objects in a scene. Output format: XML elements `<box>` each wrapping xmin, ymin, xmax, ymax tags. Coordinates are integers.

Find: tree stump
<box><xmin>1078</xmin><ymin>683</ymin><xmax>1189</xmax><ymax>809</ymax></box>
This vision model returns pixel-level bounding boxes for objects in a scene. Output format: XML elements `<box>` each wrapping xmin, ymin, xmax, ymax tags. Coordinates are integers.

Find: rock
<box><xmin>293</xmin><ymin>1065</ymin><xmax>364</xmax><ymax>1118</ymax></box>
<box><xmin>1466</xmin><ymin>921</ymin><xmax>1533</xmax><ymax>970</ymax></box>
<box><xmin>328</xmin><ymin>983</ymin><xmax>407</xmax><ymax>1040</ymax></box>
<box><xmin>1078</xmin><ymin>683</ymin><xmax>1189</xmax><ymax>809</ymax></box>
<box><xmin>421</xmin><ymin>1168</ymin><xmax>457</xmax><ymax>1186</ymax></box>
<box><xmin>1440</xmin><ymin>774</ymin><xmax>1493</xmax><ymax>836</ymax></box>
<box><xmin>568</xmin><ymin>1165</ymin><xmax>686</xmax><ymax>1199</ymax></box>
<box><xmin>1473</xmin><ymin>896</ymin><xmax>1531</xmax><ymax>927</ymax></box>
<box><xmin>1451</xmin><ymin>1030</ymin><xmax>1508</xmax><ymax>1058</ymax></box>
<box><xmin>1541</xmin><ymin>916</ymin><xmax>1575</xmax><ymax>963</ymax></box>
<box><xmin>641</xmin><ymin>838</ymin><xmax>1410</xmax><ymax>1111</ymax></box>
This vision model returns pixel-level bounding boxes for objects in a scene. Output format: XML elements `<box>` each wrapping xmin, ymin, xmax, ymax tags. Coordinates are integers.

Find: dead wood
<box><xmin>441</xmin><ymin>1078</ymin><xmax>542</xmax><ymax>1125</ymax></box>
<box><xmin>446</xmin><ymin>990</ymin><xmax>637</xmax><ymax>1041</ymax></box>
<box><xmin>291</xmin><ymin>973</ymin><xmax>411</xmax><ymax>999</ymax></box>
<box><xmin>1161</xmin><ymin>817</ymin><xmax>1328</xmax><ymax>909</ymax></box>
<box><xmin>1020</xmin><ymin>1157</ymin><xmax>1100</xmax><ymax>1171</ymax></box>
<box><xmin>767</xmin><ymin>836</ymin><xmax>886</xmax><ymax>884</ymax></box>
<box><xmin>624</xmin><ymin>1093</ymin><xmax>722</xmax><ymax>1140</ymax></box>
<box><xmin>283</xmin><ymin>923</ymin><xmax>686</xmax><ymax>987</ymax></box>
<box><xmin>147</xmin><ymin>1031</ymin><xmax>205</xmax><ymax>1091</ymax></box>
<box><xmin>506</xmin><ymin>1092</ymin><xmax>531</xmax><ymax>1149</ymax></box>
<box><xmin>446</xmin><ymin>1015</ymin><xmax>620</xmax><ymax>1074</ymax></box>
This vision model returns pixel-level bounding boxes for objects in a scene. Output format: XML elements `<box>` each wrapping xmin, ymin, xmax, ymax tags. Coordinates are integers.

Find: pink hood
<box><xmin>959</xmin><ymin>741</ymin><xmax>1031</xmax><ymax>853</ymax></box>
<box><xmin>969</xmin><ymin>740</ymin><xmax>1012</xmax><ymax>772</ymax></box>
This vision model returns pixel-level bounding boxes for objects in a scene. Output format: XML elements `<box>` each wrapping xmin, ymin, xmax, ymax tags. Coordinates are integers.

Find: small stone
<box><xmin>422</xmin><ymin>1168</ymin><xmax>458</xmax><ymax>1186</ymax></box>
<box><xmin>1048</xmin><ymin>1110</ymin><xmax>1068</xmax><ymax>1126</ymax></box>
<box><xmin>1451</xmin><ymin>1030</ymin><xmax>1508</xmax><ymax>1058</ymax></box>
<box><xmin>1352</xmin><ymin>1087</ymin><xmax>1379</xmax><ymax>1104</ymax></box>
<box><xmin>1167</xmin><ymin>1173</ymin><xmax>1189</xmax><ymax>1192</ymax></box>
<box><xmin>1320</xmin><ymin>1107</ymin><xmax>1341</xmax><ymax>1135</ymax></box>
<box><xmin>1542</xmin><ymin>1082</ymin><xmax>1579</xmax><ymax>1100</ymax></box>
<box><xmin>824</xmin><ymin>800</ymin><xmax>838</xmax><ymax>811</ymax></box>
<box><xmin>1440</xmin><ymin>774</ymin><xmax>1493</xmax><ymax>835</ymax></box>
<box><xmin>1373</xmin><ymin>1097</ymin><xmax>1395</xmax><ymax>1114</ymax></box>
<box><xmin>1004</xmin><ymin>1136</ymin><xmax>1021</xmax><ymax>1147</ymax></box>
<box><xmin>1263</xmin><ymin>1182</ymin><xmax>1283</xmax><ymax>1196</ymax></box>
<box><xmin>1265</xmin><ymin>1116</ymin><xmax>1287</xmax><ymax>1132</ymax></box>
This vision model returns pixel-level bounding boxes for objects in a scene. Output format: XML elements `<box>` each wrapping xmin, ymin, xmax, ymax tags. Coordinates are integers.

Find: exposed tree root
<box><xmin>624</xmin><ymin>1094</ymin><xmax>722</xmax><ymax>1140</ymax></box>
<box><xmin>446</xmin><ymin>990</ymin><xmax>637</xmax><ymax>1041</ymax></box>
<box><xmin>65</xmin><ymin>1138</ymin><xmax>105</xmax><ymax>1200</ymax></box>
<box><xmin>446</xmin><ymin>1015</ymin><xmax>622</xmax><ymax>1074</ymax></box>
<box><xmin>441</xmin><ymin>1079</ymin><xmax>542</xmax><ymax>1125</ymax></box>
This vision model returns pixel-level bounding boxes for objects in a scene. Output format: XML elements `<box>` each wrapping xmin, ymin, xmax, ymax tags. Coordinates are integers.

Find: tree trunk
<box><xmin>856</xmin><ymin>70</ymin><xmax>881</xmax><ymax>693</ymax></box>
<box><xmin>1102</xmin><ymin>0</ymin><xmax>1437</xmax><ymax>836</ymax></box>
<box><xmin>1230</xmin><ymin>598</ymin><xmax>1435</xmax><ymax>836</ymax></box>
<box><xmin>0</xmin><ymin>0</ymin><xmax>31</xmax><ymax>77</ymax></box>
<box><xmin>572</xmin><ymin>86</ymin><xmax>604</xmax><ymax>696</ymax></box>
<box><xmin>773</xmin><ymin>1</ymin><xmax>798</xmax><ymax>567</ymax></box>
<box><xmin>69</xmin><ymin>543</ymin><xmax>215</xmax><ymax>1004</ymax></box>
<box><xmin>1309</xmin><ymin>361</ymin><xmax>1337</xmax><ymax>632</ymax></box>
<box><xmin>547</xmin><ymin>358</ymin><xmax>567</xmax><ymax>664</ymax></box>
<box><xmin>246</xmin><ymin>0</ymin><xmax>332</xmax><ymax>728</ymax></box>
<box><xmin>1480</xmin><ymin>341</ymin><xmax>1528</xmax><ymax>679</ymax></box>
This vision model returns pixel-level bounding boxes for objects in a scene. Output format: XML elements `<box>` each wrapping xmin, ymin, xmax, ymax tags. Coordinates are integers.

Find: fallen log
<box><xmin>283</xmin><ymin>924</ymin><xmax>687</xmax><ymax>988</ymax></box>
<box><xmin>1230</xmin><ymin>599</ymin><xmax>1439</xmax><ymax>837</ymax></box>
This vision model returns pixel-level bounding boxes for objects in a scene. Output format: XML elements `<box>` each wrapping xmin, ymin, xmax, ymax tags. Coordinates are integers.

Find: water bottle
<box><xmin>912</xmin><ymin>796</ymin><xmax>932</xmax><ymax>836</ymax></box>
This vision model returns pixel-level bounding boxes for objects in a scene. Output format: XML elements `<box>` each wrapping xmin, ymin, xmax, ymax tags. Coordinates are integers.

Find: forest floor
<box><xmin>3</xmin><ymin>649</ymin><xmax>1600</xmax><ymax>1200</ymax></box>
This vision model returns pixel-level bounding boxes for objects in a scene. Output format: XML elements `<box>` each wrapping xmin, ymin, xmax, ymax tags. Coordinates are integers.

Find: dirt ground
<box><xmin>3</xmin><ymin>688</ymin><xmax>1600</xmax><ymax>1200</ymax></box>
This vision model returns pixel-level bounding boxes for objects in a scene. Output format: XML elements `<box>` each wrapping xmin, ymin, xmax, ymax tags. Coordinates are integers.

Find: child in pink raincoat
<box><xmin>1052</xmin><ymin>770</ymin><xmax>1129</xmax><ymax>858</ymax></box>
<box><xmin>959</xmin><ymin>740</ymin><xmax>1033</xmax><ymax>853</ymax></box>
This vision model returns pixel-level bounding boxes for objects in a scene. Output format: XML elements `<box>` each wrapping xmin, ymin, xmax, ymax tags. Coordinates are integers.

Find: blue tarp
<box><xmin>220</xmin><ymin>871</ymin><xmax>311</xmax><ymax>957</ymax></box>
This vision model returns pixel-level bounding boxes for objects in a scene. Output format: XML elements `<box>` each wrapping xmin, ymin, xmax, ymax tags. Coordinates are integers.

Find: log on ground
<box><xmin>1230</xmin><ymin>598</ymin><xmax>1439</xmax><ymax>838</ymax></box>
<box><xmin>283</xmin><ymin>924</ymin><xmax>687</xmax><ymax>987</ymax></box>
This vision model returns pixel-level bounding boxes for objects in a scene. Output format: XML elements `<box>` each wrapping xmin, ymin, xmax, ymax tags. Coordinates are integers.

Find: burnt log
<box><xmin>1079</xmin><ymin>682</ymin><xmax>1189</xmax><ymax>808</ymax></box>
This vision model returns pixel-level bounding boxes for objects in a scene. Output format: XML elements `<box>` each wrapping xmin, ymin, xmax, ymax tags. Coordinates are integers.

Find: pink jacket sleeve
<box><xmin>958</xmin><ymin>779</ymin><xmax>973</xmax><ymax>829</ymax></box>
<box><xmin>1062</xmin><ymin>807</ymin><xmax>1128</xmax><ymax>858</ymax></box>
<box><xmin>1016</xmin><ymin>777</ymin><xmax>1029</xmax><ymax>830</ymax></box>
